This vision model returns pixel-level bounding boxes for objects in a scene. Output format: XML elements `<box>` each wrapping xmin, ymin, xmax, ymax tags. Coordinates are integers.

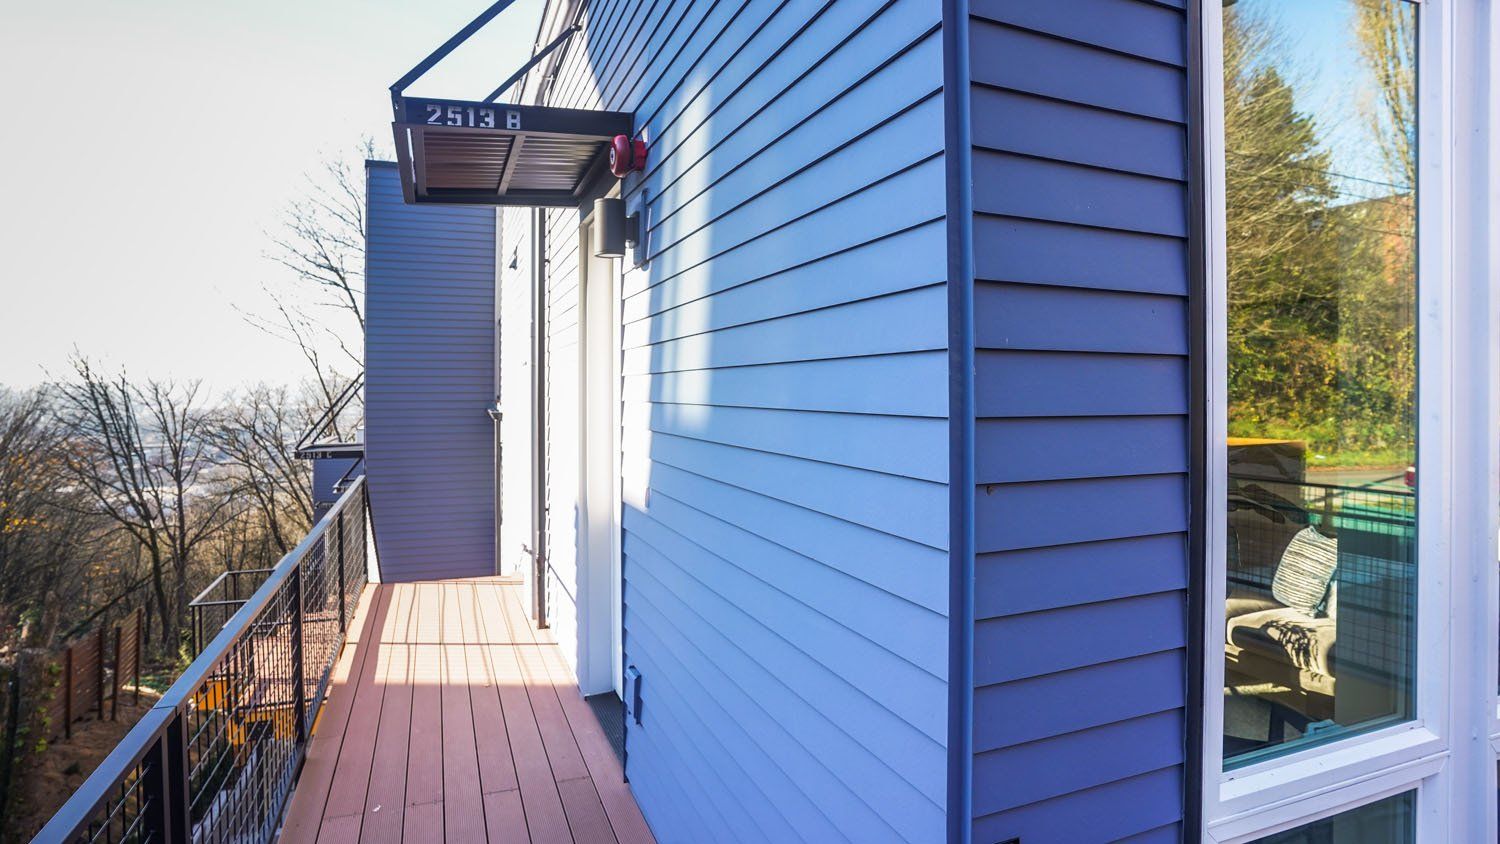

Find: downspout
<box><xmin>942</xmin><ymin>1</ymin><xmax>975</xmax><ymax>842</ymax></box>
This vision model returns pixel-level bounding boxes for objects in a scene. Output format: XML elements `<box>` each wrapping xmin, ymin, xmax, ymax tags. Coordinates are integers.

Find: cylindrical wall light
<box><xmin>592</xmin><ymin>196</ymin><xmax>640</xmax><ymax>259</ymax></box>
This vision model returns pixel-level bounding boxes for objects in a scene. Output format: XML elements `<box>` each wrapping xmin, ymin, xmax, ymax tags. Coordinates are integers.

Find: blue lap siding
<box><xmin>488</xmin><ymin>0</ymin><xmax>1197</xmax><ymax>839</ymax></box>
<box><xmin>964</xmin><ymin>0</ymin><xmax>1192</xmax><ymax>841</ymax></box>
<box><xmin>365</xmin><ymin>162</ymin><xmax>498</xmax><ymax>582</ymax></box>
<box><xmin>522</xmin><ymin>0</ymin><xmax>952</xmax><ymax>840</ymax></box>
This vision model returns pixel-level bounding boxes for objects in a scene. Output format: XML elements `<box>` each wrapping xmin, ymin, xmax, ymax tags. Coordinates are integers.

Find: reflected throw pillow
<box><xmin>1271</xmin><ymin>526</ymin><xmax>1338</xmax><ymax>614</ymax></box>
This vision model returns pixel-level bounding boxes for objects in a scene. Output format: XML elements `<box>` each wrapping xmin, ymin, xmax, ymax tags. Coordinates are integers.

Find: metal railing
<box><xmin>187</xmin><ymin>570</ymin><xmax>273</xmax><ymax>658</ymax></box>
<box><xmin>33</xmin><ymin>477</ymin><xmax>370</xmax><ymax>844</ymax></box>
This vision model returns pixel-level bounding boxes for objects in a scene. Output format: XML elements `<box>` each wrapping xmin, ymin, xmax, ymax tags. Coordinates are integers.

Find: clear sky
<box><xmin>0</xmin><ymin>0</ymin><xmax>542</xmax><ymax>391</ymax></box>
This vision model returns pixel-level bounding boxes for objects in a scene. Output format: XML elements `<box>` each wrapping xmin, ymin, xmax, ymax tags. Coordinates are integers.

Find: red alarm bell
<box><xmin>609</xmin><ymin>134</ymin><xmax>646</xmax><ymax>178</ymax></box>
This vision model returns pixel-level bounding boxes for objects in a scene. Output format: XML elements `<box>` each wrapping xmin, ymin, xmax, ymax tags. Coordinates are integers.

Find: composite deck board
<box><xmin>280</xmin><ymin>579</ymin><xmax>653</xmax><ymax>844</ymax></box>
<box><xmin>280</xmin><ymin>587</ymin><xmax>385</xmax><ymax>843</ymax></box>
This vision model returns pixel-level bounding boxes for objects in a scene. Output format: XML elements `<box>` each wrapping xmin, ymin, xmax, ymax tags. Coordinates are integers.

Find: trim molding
<box><xmin>1184</xmin><ymin>0</ymin><xmax>1208</xmax><ymax>841</ymax></box>
<box><xmin>942</xmin><ymin>1</ymin><xmax>975</xmax><ymax>842</ymax></box>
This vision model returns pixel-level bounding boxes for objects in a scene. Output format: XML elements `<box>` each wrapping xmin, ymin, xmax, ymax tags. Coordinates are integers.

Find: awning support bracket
<box><xmin>388</xmin><ymin>0</ymin><xmax>582</xmax><ymax>109</ymax></box>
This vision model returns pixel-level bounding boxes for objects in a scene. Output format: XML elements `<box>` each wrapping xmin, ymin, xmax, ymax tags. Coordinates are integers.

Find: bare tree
<box><xmin>0</xmin><ymin>389</ymin><xmax>105</xmax><ymax>650</ymax></box>
<box><xmin>240</xmin><ymin>140</ymin><xmax>382</xmax><ymax>433</ymax></box>
<box><xmin>1354</xmin><ymin>0</ymin><xmax>1418</xmax><ymax>190</ymax></box>
<box><xmin>52</xmin><ymin>359</ymin><xmax>236</xmax><ymax>651</ymax></box>
<box><xmin>208</xmin><ymin>384</ymin><xmax>316</xmax><ymax>556</ymax></box>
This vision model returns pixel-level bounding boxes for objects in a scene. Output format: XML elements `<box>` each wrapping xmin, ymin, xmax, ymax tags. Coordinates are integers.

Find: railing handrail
<box><xmin>1228</xmin><ymin>472</ymin><xmax>1416</xmax><ymax>499</ymax></box>
<box><xmin>32</xmin><ymin>475</ymin><xmax>369</xmax><ymax>844</ymax></box>
<box><xmin>188</xmin><ymin>568</ymin><xmax>276</xmax><ymax>609</ymax></box>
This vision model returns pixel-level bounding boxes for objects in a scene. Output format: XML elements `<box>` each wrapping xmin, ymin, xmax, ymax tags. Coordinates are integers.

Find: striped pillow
<box><xmin>1272</xmin><ymin>526</ymin><xmax>1338</xmax><ymax>614</ymax></box>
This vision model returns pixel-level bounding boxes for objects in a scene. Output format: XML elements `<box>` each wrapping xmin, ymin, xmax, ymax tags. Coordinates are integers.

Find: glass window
<box><xmin>1250</xmin><ymin>791</ymin><xmax>1414</xmax><ymax>843</ymax></box>
<box><xmin>1221</xmin><ymin>0</ymin><xmax>1418</xmax><ymax>766</ymax></box>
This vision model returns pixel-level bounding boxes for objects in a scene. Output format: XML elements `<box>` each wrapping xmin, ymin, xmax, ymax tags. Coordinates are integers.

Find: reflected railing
<box><xmin>32</xmin><ymin>477</ymin><xmax>369</xmax><ymax>844</ymax></box>
<box><xmin>1225</xmin><ymin>474</ymin><xmax>1417</xmax><ymax>763</ymax></box>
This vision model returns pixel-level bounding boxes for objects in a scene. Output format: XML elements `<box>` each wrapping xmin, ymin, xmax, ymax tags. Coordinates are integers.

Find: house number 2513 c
<box><xmin>425</xmin><ymin>105</ymin><xmax>521</xmax><ymax>130</ymax></box>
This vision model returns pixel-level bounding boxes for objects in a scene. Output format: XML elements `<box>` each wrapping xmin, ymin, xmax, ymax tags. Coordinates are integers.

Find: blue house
<box><xmin>36</xmin><ymin>1</ymin><xmax>1500</xmax><ymax>843</ymax></box>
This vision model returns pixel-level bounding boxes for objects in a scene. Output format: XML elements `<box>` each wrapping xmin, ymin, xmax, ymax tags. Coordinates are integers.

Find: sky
<box><xmin>0</xmin><ymin>0</ymin><xmax>542</xmax><ymax>391</ymax></box>
<box><xmin>1243</xmin><ymin>0</ymin><xmax>1412</xmax><ymax>195</ymax></box>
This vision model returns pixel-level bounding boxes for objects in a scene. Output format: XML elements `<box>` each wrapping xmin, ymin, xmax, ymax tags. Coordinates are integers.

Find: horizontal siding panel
<box><xmin>622</xmin><ymin>284</ymin><xmax>946</xmax><ymax>374</ymax></box>
<box><xmin>973</xmin><ymin>651</ymin><xmax>1184</xmax><ymax>752</ymax></box>
<box><xmin>976</xmin><ymin>474</ymin><xmax>1187</xmax><ymax>553</ymax></box>
<box><xmin>972</xmin><ymin>0</ymin><xmax>1186</xmax><ymax>66</ymax></box>
<box><xmin>972</xmin><ymin>767</ymin><xmax>1183</xmax><ymax>844</ymax></box>
<box><xmin>635</xmin><ymin>490</ymin><xmax>947</xmax><ymax>678</ymax></box>
<box><xmin>532</xmin><ymin>1</ymin><xmax>950</xmax><ymax>840</ymax></box>
<box><xmin>973</xmin><ymin>150</ymin><xmax>1187</xmax><ymax>237</ymax></box>
<box><xmin>975</xmin><ymin>416</ymin><xmax>1187</xmax><ymax>483</ymax></box>
<box><xmin>645</xmin><ymin>463</ymin><xmax>949</xmax><ymax>614</ymax></box>
<box><xmin>623</xmin><ymin>591</ymin><xmax>867</xmax><ymax>844</ymax></box>
<box><xmin>970</xmin><ymin>20</ymin><xmax>1186</xmax><ymax>122</ymax></box>
<box><xmin>974</xmin><ymin>282</ymin><xmax>1187</xmax><ymax>355</ymax></box>
<box><xmin>636</xmin><ymin>0</ymin><xmax>940</xmax><ymax>216</ymax></box>
<box><xmin>974</xmin><ymin>593</ymin><xmax>1186</xmax><ymax>687</ymax></box>
<box><xmin>629</xmin><ymin>155</ymin><xmax>946</xmax><ymax>300</ymax></box>
<box><xmin>975</xmin><ymin>351</ymin><xmax>1187</xmax><ymax>418</ymax></box>
<box><xmin>617</xmin><ymin>624</ymin><xmax>820</xmax><ymax>843</ymax></box>
<box><xmin>623</xmin><ymin>219</ymin><xmax>945</xmax><ymax>328</ymax></box>
<box><xmin>639</xmin><ymin>432</ymin><xmax>948</xmax><ymax>549</ymax></box>
<box><xmin>647</xmin><ymin>30</ymin><xmax>942</xmax><ymax>252</ymax></box>
<box><xmin>972</xmin><ymin>711</ymin><xmax>1183</xmax><ymax>817</ymax></box>
<box><xmin>628</xmin><ymin>351</ymin><xmax>949</xmax><ymax>417</ymax></box>
<box><xmin>631</xmin><ymin>401</ymin><xmax>947</xmax><ymax>483</ymax></box>
<box><xmin>646</xmin><ymin>84</ymin><xmax>945</xmax><ymax>264</ymax></box>
<box><xmin>625</xmin><ymin>556</ymin><xmax>943</xmax><ymax>842</ymax></box>
<box><xmin>976</xmin><ymin>534</ymin><xmax>1187</xmax><ymax>619</ymax></box>
<box><xmin>967</xmin><ymin>0</ymin><xmax>1189</xmax><ymax>833</ymax></box>
<box><xmin>974</xmin><ymin>215</ymin><xmax>1187</xmax><ymax>295</ymax></box>
<box><xmin>622</xmin><ymin>518</ymin><xmax>948</xmax><ymax>777</ymax></box>
<box><xmin>972</xmin><ymin>86</ymin><xmax>1187</xmax><ymax>180</ymax></box>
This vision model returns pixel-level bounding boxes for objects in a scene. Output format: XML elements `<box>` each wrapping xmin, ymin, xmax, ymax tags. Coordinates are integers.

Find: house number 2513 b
<box><xmin>425</xmin><ymin>105</ymin><xmax>521</xmax><ymax>130</ymax></box>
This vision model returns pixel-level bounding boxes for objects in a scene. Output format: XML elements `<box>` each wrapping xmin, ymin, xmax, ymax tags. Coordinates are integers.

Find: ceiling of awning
<box><xmin>392</xmin><ymin>96</ymin><xmax>632</xmax><ymax>207</ymax></box>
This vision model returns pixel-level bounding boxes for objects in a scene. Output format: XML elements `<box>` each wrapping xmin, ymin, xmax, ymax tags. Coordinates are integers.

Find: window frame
<box><xmin>1197</xmin><ymin>0</ymin><xmax>1499</xmax><ymax>839</ymax></box>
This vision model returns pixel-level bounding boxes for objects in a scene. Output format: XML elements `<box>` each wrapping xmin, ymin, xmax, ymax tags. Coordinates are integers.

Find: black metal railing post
<box><xmin>290</xmin><ymin>566</ymin><xmax>308</xmax><ymax>743</ymax></box>
<box><xmin>336</xmin><ymin>509</ymin><xmax>347</xmax><ymax>634</ymax></box>
<box><xmin>141</xmin><ymin>710</ymin><xmax>190</xmax><ymax>844</ymax></box>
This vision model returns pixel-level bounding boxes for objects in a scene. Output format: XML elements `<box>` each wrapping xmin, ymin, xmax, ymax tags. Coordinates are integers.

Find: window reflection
<box><xmin>1250</xmin><ymin>791</ymin><xmax>1414</xmax><ymax>843</ymax></box>
<box><xmin>1222</xmin><ymin>0</ymin><xmax>1417</xmax><ymax>766</ymax></box>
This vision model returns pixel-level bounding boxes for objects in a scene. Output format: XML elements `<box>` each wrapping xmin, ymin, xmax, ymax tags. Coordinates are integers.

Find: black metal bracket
<box><xmin>389</xmin><ymin>0</ymin><xmax>581</xmax><ymax>110</ymax></box>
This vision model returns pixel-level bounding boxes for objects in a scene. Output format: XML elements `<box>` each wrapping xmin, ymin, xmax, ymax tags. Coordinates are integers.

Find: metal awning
<box><xmin>392</xmin><ymin>96</ymin><xmax>632</xmax><ymax>207</ymax></box>
<box><xmin>387</xmin><ymin>0</ymin><xmax>632</xmax><ymax>207</ymax></box>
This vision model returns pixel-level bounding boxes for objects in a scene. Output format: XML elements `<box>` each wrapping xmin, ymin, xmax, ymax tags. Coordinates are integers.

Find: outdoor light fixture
<box><xmin>592</xmin><ymin>196</ymin><xmax>640</xmax><ymax>259</ymax></box>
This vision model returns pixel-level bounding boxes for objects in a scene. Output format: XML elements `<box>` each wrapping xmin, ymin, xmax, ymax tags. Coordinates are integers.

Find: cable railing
<box><xmin>32</xmin><ymin>476</ymin><xmax>370</xmax><ymax>844</ymax></box>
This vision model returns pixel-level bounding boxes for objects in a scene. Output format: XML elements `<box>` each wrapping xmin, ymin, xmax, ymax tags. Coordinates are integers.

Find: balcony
<box><xmin>280</xmin><ymin>579</ymin><xmax>652</xmax><ymax>843</ymax></box>
<box><xmin>33</xmin><ymin>480</ymin><xmax>652</xmax><ymax>844</ymax></box>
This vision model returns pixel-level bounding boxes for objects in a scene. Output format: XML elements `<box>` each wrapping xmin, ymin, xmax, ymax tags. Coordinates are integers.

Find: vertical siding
<box><xmin>965</xmin><ymin>1</ymin><xmax>1191</xmax><ymax>841</ymax></box>
<box><xmin>365</xmin><ymin>162</ymin><xmax>498</xmax><ymax>582</ymax></box>
<box><xmin>522</xmin><ymin>1</ymin><xmax>953</xmax><ymax>840</ymax></box>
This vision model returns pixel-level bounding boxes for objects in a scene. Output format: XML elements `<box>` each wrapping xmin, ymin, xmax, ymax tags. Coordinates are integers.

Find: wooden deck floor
<box><xmin>280</xmin><ymin>579</ymin><xmax>654</xmax><ymax>844</ymax></box>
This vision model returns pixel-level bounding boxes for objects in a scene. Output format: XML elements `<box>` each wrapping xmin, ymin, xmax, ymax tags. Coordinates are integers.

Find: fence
<box><xmin>43</xmin><ymin>608</ymin><xmax>146</xmax><ymax>740</ymax></box>
<box><xmin>32</xmin><ymin>476</ymin><xmax>369</xmax><ymax>844</ymax></box>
